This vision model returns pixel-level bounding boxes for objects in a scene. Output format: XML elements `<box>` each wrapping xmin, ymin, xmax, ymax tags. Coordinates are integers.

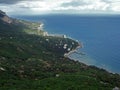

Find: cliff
<box><xmin>0</xmin><ymin>10</ymin><xmax>12</xmax><ymax>24</ymax></box>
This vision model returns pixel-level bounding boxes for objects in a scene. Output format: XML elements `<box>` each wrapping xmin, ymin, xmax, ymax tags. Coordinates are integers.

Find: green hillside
<box><xmin>0</xmin><ymin>10</ymin><xmax>120</xmax><ymax>90</ymax></box>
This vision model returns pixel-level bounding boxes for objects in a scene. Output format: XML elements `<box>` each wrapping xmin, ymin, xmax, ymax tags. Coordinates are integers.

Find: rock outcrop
<box><xmin>0</xmin><ymin>10</ymin><xmax>12</xmax><ymax>24</ymax></box>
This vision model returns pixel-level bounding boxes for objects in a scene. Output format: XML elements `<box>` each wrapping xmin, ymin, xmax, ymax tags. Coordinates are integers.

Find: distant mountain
<box><xmin>0</xmin><ymin>10</ymin><xmax>120</xmax><ymax>90</ymax></box>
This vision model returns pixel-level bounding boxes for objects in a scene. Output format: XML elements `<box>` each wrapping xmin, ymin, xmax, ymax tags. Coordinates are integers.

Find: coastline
<box><xmin>64</xmin><ymin>41</ymin><xmax>82</xmax><ymax>57</ymax></box>
<box><xmin>1</xmin><ymin>10</ymin><xmax>120</xmax><ymax>89</ymax></box>
<box><xmin>41</xmin><ymin>24</ymin><xmax>118</xmax><ymax>74</ymax></box>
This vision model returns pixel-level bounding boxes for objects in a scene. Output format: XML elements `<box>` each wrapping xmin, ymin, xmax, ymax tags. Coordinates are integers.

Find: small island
<box><xmin>0</xmin><ymin>10</ymin><xmax>120</xmax><ymax>90</ymax></box>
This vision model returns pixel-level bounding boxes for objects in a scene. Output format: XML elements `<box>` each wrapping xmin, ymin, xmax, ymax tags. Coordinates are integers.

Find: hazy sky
<box><xmin>0</xmin><ymin>0</ymin><xmax>120</xmax><ymax>15</ymax></box>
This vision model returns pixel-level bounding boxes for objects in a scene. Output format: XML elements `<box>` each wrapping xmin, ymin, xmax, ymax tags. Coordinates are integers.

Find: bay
<box><xmin>13</xmin><ymin>15</ymin><xmax>120</xmax><ymax>73</ymax></box>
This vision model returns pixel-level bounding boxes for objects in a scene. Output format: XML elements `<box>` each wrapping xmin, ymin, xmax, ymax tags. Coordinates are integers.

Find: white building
<box><xmin>43</xmin><ymin>32</ymin><xmax>49</xmax><ymax>36</ymax></box>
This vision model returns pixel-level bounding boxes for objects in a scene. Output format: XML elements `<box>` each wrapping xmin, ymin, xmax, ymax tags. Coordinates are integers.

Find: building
<box><xmin>43</xmin><ymin>32</ymin><xmax>49</xmax><ymax>36</ymax></box>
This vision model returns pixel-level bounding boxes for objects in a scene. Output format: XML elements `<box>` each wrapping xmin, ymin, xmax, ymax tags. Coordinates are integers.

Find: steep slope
<box><xmin>0</xmin><ymin>10</ymin><xmax>120</xmax><ymax>90</ymax></box>
<box><xmin>0</xmin><ymin>10</ymin><xmax>12</xmax><ymax>24</ymax></box>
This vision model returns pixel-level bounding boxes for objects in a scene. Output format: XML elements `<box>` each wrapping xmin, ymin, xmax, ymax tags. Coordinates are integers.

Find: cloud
<box><xmin>61</xmin><ymin>0</ymin><xmax>110</xmax><ymax>11</ymax></box>
<box><xmin>0</xmin><ymin>0</ymin><xmax>26</xmax><ymax>4</ymax></box>
<box><xmin>61</xmin><ymin>1</ymin><xmax>85</xmax><ymax>7</ymax></box>
<box><xmin>0</xmin><ymin>0</ymin><xmax>120</xmax><ymax>15</ymax></box>
<box><xmin>0</xmin><ymin>0</ymin><xmax>43</xmax><ymax>4</ymax></box>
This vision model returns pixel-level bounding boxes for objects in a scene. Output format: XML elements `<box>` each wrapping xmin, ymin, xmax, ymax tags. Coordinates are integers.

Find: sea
<box><xmin>13</xmin><ymin>14</ymin><xmax>120</xmax><ymax>73</ymax></box>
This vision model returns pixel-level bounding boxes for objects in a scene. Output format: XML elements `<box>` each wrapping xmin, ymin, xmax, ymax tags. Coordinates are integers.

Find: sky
<box><xmin>0</xmin><ymin>0</ymin><xmax>120</xmax><ymax>15</ymax></box>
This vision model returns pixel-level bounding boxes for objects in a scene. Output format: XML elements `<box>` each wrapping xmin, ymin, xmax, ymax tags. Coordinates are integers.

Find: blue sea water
<box><xmin>14</xmin><ymin>15</ymin><xmax>120</xmax><ymax>73</ymax></box>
